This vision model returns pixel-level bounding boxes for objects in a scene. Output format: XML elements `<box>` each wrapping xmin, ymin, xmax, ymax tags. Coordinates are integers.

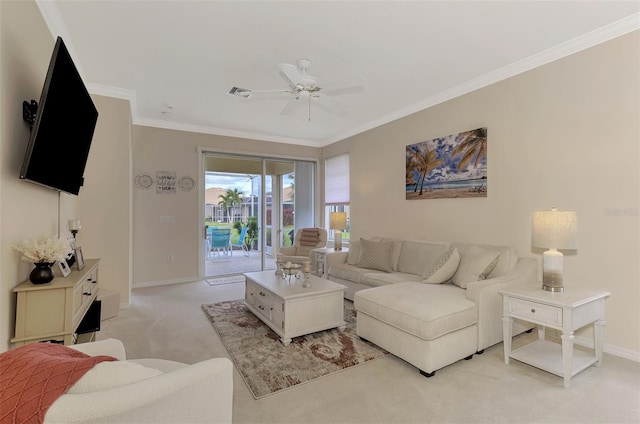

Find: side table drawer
<box><xmin>510</xmin><ymin>298</ymin><xmax>562</xmax><ymax>327</ymax></box>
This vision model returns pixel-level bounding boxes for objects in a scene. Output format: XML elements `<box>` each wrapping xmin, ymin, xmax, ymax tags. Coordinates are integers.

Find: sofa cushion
<box><xmin>423</xmin><ymin>248</ymin><xmax>460</xmax><ymax>284</ymax></box>
<box><xmin>361</xmin><ymin>271</ymin><xmax>422</xmax><ymax>287</ymax></box>
<box><xmin>330</xmin><ymin>263</ymin><xmax>384</xmax><ymax>284</ymax></box>
<box><xmin>355</xmin><ymin>282</ymin><xmax>477</xmax><ymax>341</ymax></box>
<box><xmin>451</xmin><ymin>247</ymin><xmax>500</xmax><ymax>289</ymax></box>
<box><xmin>376</xmin><ymin>237</ymin><xmax>405</xmax><ymax>271</ymax></box>
<box><xmin>450</xmin><ymin>242</ymin><xmax>518</xmax><ymax>278</ymax></box>
<box><xmin>67</xmin><ymin>360</ymin><xmax>162</xmax><ymax>394</ymax></box>
<box><xmin>396</xmin><ymin>241</ymin><xmax>448</xmax><ymax>276</ymax></box>
<box><xmin>358</xmin><ymin>238</ymin><xmax>394</xmax><ymax>272</ymax></box>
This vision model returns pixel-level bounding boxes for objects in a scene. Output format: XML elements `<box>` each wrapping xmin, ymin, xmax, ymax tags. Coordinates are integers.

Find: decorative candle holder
<box><xmin>302</xmin><ymin>271</ymin><xmax>312</xmax><ymax>288</ymax></box>
<box><xmin>280</xmin><ymin>262</ymin><xmax>302</xmax><ymax>283</ymax></box>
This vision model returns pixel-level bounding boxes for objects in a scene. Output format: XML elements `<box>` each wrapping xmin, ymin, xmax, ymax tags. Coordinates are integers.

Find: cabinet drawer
<box><xmin>254</xmin><ymin>297</ymin><xmax>272</xmax><ymax>320</ymax></box>
<box><xmin>510</xmin><ymin>298</ymin><xmax>562</xmax><ymax>327</ymax></box>
<box><xmin>253</xmin><ymin>285</ymin><xmax>273</xmax><ymax>320</ymax></box>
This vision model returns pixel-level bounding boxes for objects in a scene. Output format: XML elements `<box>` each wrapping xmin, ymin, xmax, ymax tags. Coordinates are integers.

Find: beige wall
<box><xmin>0</xmin><ymin>2</ymin><xmax>133</xmax><ymax>350</ymax></box>
<box><xmin>78</xmin><ymin>96</ymin><xmax>132</xmax><ymax>306</ymax></box>
<box><xmin>131</xmin><ymin>126</ymin><xmax>319</xmax><ymax>285</ymax></box>
<box><xmin>324</xmin><ymin>32</ymin><xmax>640</xmax><ymax>359</ymax></box>
<box><xmin>0</xmin><ymin>1</ymin><xmax>78</xmax><ymax>351</ymax></box>
<box><xmin>2</xmin><ymin>0</ymin><xmax>637</xmax><ymax>361</ymax></box>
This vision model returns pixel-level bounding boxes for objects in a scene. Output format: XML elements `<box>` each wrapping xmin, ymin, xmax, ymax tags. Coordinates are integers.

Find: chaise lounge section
<box><xmin>327</xmin><ymin>238</ymin><xmax>538</xmax><ymax>376</ymax></box>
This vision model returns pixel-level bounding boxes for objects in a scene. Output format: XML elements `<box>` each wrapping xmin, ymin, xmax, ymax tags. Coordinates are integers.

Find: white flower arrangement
<box><xmin>13</xmin><ymin>235</ymin><xmax>71</xmax><ymax>264</ymax></box>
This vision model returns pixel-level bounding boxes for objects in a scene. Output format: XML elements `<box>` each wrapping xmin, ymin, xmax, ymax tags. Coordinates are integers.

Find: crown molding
<box><xmin>36</xmin><ymin>2</ymin><xmax>639</xmax><ymax>147</ymax></box>
<box><xmin>326</xmin><ymin>13</ymin><xmax>640</xmax><ymax>145</ymax></box>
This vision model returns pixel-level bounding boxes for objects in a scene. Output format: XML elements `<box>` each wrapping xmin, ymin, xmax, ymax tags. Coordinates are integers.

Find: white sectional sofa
<box><xmin>327</xmin><ymin>237</ymin><xmax>538</xmax><ymax>376</ymax></box>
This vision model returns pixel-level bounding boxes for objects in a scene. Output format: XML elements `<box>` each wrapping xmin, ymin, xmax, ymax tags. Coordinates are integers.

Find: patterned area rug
<box><xmin>206</xmin><ymin>275</ymin><xmax>245</xmax><ymax>286</ymax></box>
<box><xmin>201</xmin><ymin>299</ymin><xmax>388</xmax><ymax>399</ymax></box>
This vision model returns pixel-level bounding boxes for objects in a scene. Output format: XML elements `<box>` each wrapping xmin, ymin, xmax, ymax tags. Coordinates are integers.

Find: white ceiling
<box><xmin>38</xmin><ymin>1</ymin><xmax>639</xmax><ymax>147</ymax></box>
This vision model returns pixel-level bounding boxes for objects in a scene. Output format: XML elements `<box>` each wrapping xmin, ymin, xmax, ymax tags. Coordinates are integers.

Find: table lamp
<box><xmin>330</xmin><ymin>212</ymin><xmax>347</xmax><ymax>251</ymax></box>
<box><xmin>532</xmin><ymin>208</ymin><xmax>577</xmax><ymax>292</ymax></box>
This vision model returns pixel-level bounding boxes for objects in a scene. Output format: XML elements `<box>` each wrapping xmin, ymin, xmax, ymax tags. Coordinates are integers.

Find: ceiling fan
<box><xmin>227</xmin><ymin>58</ymin><xmax>365</xmax><ymax>121</ymax></box>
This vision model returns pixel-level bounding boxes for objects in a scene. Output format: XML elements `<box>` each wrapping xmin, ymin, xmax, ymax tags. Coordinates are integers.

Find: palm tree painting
<box><xmin>406</xmin><ymin>127</ymin><xmax>487</xmax><ymax>199</ymax></box>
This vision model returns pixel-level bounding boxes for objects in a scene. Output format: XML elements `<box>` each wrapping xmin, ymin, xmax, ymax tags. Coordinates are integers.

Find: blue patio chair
<box><xmin>230</xmin><ymin>226</ymin><xmax>249</xmax><ymax>257</ymax></box>
<box><xmin>210</xmin><ymin>228</ymin><xmax>231</xmax><ymax>258</ymax></box>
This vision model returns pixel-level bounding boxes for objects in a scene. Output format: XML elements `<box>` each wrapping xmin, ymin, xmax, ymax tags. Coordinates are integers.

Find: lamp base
<box><xmin>542</xmin><ymin>284</ymin><xmax>564</xmax><ymax>293</ymax></box>
<box><xmin>542</xmin><ymin>249</ymin><xmax>564</xmax><ymax>292</ymax></box>
<box><xmin>334</xmin><ymin>231</ymin><xmax>342</xmax><ymax>251</ymax></box>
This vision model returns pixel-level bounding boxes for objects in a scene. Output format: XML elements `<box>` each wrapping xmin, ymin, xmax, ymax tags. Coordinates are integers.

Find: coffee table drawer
<box><xmin>510</xmin><ymin>298</ymin><xmax>563</xmax><ymax>327</ymax></box>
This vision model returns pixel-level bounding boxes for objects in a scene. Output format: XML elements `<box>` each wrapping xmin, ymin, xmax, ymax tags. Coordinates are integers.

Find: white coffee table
<box><xmin>244</xmin><ymin>270</ymin><xmax>346</xmax><ymax>345</ymax></box>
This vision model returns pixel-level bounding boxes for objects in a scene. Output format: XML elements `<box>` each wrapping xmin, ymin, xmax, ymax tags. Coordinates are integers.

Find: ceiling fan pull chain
<box><xmin>308</xmin><ymin>94</ymin><xmax>311</xmax><ymax>121</ymax></box>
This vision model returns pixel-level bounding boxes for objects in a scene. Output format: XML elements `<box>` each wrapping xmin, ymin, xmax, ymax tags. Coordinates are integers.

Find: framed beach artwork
<box><xmin>406</xmin><ymin>127</ymin><xmax>487</xmax><ymax>200</ymax></box>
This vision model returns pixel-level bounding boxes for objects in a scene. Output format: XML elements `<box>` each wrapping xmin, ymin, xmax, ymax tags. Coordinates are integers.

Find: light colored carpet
<box><xmin>98</xmin><ymin>279</ymin><xmax>640</xmax><ymax>424</ymax></box>
<box><xmin>206</xmin><ymin>275</ymin><xmax>246</xmax><ymax>286</ymax></box>
<box><xmin>202</xmin><ymin>299</ymin><xmax>388</xmax><ymax>398</ymax></box>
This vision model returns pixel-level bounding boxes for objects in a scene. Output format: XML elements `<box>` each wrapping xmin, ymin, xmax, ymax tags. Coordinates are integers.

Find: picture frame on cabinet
<box><xmin>58</xmin><ymin>260</ymin><xmax>71</xmax><ymax>277</ymax></box>
<box><xmin>75</xmin><ymin>246</ymin><xmax>85</xmax><ymax>271</ymax></box>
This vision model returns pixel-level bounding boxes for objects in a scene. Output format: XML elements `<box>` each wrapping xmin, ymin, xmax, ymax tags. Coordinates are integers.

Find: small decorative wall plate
<box><xmin>179</xmin><ymin>176</ymin><xmax>195</xmax><ymax>191</ymax></box>
<box><xmin>135</xmin><ymin>173</ymin><xmax>153</xmax><ymax>190</ymax></box>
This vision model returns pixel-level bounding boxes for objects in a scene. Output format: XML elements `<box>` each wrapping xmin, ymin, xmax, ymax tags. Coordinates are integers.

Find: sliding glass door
<box><xmin>202</xmin><ymin>153</ymin><xmax>315</xmax><ymax>278</ymax></box>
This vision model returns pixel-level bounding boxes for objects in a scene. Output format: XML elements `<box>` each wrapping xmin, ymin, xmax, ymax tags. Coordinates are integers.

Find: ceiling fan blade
<box><xmin>228</xmin><ymin>86</ymin><xmax>293</xmax><ymax>100</ymax></box>
<box><xmin>280</xmin><ymin>98</ymin><xmax>301</xmax><ymax>115</ymax></box>
<box><xmin>322</xmin><ymin>74</ymin><xmax>365</xmax><ymax>96</ymax></box>
<box><xmin>279</xmin><ymin>63</ymin><xmax>303</xmax><ymax>88</ymax></box>
<box><xmin>314</xmin><ymin>95</ymin><xmax>349</xmax><ymax>116</ymax></box>
<box><xmin>227</xmin><ymin>86</ymin><xmax>253</xmax><ymax>98</ymax></box>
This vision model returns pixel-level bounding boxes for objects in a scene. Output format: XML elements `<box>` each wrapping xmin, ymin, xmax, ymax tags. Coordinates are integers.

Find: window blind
<box><xmin>325</xmin><ymin>154</ymin><xmax>349</xmax><ymax>205</ymax></box>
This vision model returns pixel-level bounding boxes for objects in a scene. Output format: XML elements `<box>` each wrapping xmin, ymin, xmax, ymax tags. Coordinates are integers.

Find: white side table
<box><xmin>499</xmin><ymin>286</ymin><xmax>610</xmax><ymax>388</ymax></box>
<box><xmin>312</xmin><ymin>247</ymin><xmax>348</xmax><ymax>278</ymax></box>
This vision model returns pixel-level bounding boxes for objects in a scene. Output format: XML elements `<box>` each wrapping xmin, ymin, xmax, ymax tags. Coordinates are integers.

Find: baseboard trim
<box><xmin>574</xmin><ymin>335</ymin><xmax>640</xmax><ymax>363</ymax></box>
<box><xmin>133</xmin><ymin>276</ymin><xmax>199</xmax><ymax>289</ymax></box>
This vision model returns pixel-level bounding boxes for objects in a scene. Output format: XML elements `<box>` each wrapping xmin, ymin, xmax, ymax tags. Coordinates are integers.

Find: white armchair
<box><xmin>276</xmin><ymin>228</ymin><xmax>327</xmax><ymax>274</ymax></box>
<box><xmin>44</xmin><ymin>339</ymin><xmax>233</xmax><ymax>424</ymax></box>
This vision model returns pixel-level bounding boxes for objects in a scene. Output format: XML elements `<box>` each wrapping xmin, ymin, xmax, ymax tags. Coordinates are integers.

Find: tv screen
<box><xmin>20</xmin><ymin>37</ymin><xmax>98</xmax><ymax>196</ymax></box>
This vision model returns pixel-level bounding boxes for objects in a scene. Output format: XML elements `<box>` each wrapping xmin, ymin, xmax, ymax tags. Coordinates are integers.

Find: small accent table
<box><xmin>312</xmin><ymin>247</ymin><xmax>348</xmax><ymax>278</ymax></box>
<box><xmin>499</xmin><ymin>286</ymin><xmax>610</xmax><ymax>388</ymax></box>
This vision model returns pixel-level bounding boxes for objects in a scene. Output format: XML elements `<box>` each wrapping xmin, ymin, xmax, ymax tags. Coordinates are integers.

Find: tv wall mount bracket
<box><xmin>22</xmin><ymin>100</ymin><xmax>38</xmax><ymax>128</ymax></box>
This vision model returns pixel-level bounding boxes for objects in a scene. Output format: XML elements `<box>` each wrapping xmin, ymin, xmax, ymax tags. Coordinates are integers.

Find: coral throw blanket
<box><xmin>0</xmin><ymin>343</ymin><xmax>117</xmax><ymax>424</ymax></box>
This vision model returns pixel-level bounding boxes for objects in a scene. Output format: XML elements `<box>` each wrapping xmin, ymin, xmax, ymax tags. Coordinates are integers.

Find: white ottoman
<box><xmin>355</xmin><ymin>282</ymin><xmax>478</xmax><ymax>376</ymax></box>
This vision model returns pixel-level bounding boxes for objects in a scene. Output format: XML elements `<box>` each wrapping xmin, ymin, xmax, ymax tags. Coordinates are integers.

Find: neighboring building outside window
<box><xmin>325</xmin><ymin>154</ymin><xmax>350</xmax><ymax>246</ymax></box>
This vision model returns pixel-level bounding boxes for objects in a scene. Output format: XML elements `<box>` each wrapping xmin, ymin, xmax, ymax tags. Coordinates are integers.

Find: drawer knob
<box><xmin>531</xmin><ymin>308</ymin><xmax>535</xmax><ymax>313</ymax></box>
<box><xmin>83</xmin><ymin>291</ymin><xmax>92</xmax><ymax>296</ymax></box>
<box><xmin>259</xmin><ymin>291</ymin><xmax>266</xmax><ymax>297</ymax></box>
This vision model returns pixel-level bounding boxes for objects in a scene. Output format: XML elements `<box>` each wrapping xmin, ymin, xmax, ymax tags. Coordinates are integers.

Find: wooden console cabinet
<box><xmin>12</xmin><ymin>259</ymin><xmax>100</xmax><ymax>346</ymax></box>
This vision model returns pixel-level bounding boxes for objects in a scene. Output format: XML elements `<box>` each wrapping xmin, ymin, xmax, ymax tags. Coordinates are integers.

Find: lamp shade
<box><xmin>330</xmin><ymin>212</ymin><xmax>347</xmax><ymax>231</ymax></box>
<box><xmin>532</xmin><ymin>208</ymin><xmax>577</xmax><ymax>250</ymax></box>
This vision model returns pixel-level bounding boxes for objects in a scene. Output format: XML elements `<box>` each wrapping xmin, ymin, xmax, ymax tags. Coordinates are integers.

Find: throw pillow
<box><xmin>347</xmin><ymin>239</ymin><xmax>361</xmax><ymax>265</ymax></box>
<box><xmin>357</xmin><ymin>238</ymin><xmax>394</xmax><ymax>272</ymax></box>
<box><xmin>67</xmin><ymin>360</ymin><xmax>162</xmax><ymax>394</ymax></box>
<box><xmin>451</xmin><ymin>249</ymin><xmax>500</xmax><ymax>289</ymax></box>
<box><xmin>423</xmin><ymin>248</ymin><xmax>461</xmax><ymax>284</ymax></box>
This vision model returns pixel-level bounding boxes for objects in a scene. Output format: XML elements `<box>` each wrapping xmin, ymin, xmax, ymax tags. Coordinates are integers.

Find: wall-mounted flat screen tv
<box><xmin>20</xmin><ymin>36</ymin><xmax>98</xmax><ymax>196</ymax></box>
